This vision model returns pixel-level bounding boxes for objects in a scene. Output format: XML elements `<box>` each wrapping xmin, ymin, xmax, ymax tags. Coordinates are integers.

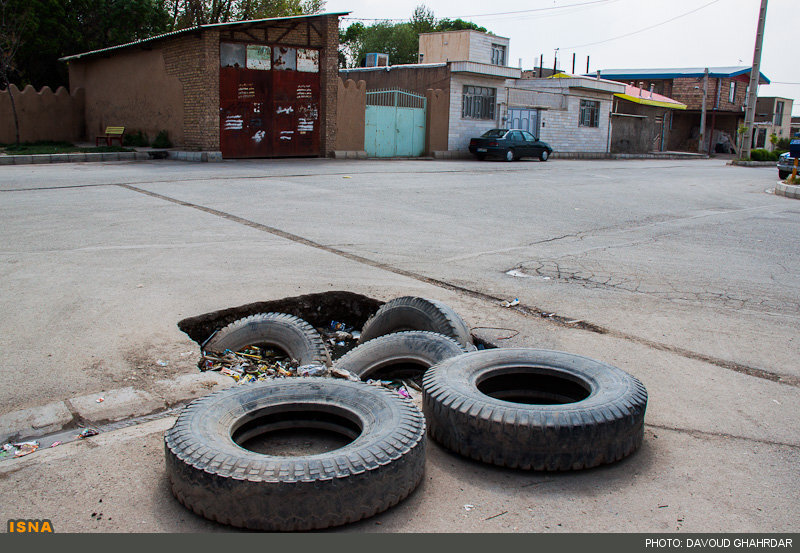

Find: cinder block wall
<box><xmin>538</xmin><ymin>93</ymin><xmax>612</xmax><ymax>153</ymax></box>
<box><xmin>0</xmin><ymin>85</ymin><xmax>85</xmax><ymax>143</ymax></box>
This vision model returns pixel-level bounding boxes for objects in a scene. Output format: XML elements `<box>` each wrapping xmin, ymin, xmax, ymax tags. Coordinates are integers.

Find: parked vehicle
<box><xmin>468</xmin><ymin>129</ymin><xmax>553</xmax><ymax>162</ymax></box>
<box><xmin>777</xmin><ymin>152</ymin><xmax>798</xmax><ymax>180</ymax></box>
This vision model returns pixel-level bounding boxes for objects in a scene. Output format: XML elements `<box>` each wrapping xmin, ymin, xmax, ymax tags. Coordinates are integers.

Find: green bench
<box><xmin>96</xmin><ymin>126</ymin><xmax>125</xmax><ymax>147</ymax></box>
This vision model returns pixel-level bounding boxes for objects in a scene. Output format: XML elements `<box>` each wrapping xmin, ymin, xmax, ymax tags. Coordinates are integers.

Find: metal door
<box><xmin>508</xmin><ymin>108</ymin><xmax>540</xmax><ymax>138</ymax></box>
<box><xmin>365</xmin><ymin>90</ymin><xmax>426</xmax><ymax>157</ymax></box>
<box><xmin>219</xmin><ymin>43</ymin><xmax>320</xmax><ymax>159</ymax></box>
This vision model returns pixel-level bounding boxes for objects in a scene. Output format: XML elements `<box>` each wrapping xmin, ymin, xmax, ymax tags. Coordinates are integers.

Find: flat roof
<box><xmin>60</xmin><ymin>12</ymin><xmax>349</xmax><ymax>62</ymax></box>
<box><xmin>592</xmin><ymin>66</ymin><xmax>770</xmax><ymax>84</ymax></box>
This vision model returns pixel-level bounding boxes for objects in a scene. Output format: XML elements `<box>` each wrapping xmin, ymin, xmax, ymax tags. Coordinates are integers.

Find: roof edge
<box><xmin>60</xmin><ymin>12</ymin><xmax>350</xmax><ymax>62</ymax></box>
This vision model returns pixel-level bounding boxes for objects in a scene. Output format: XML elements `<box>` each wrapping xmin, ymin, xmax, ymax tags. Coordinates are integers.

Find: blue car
<box><xmin>468</xmin><ymin>129</ymin><xmax>553</xmax><ymax>162</ymax></box>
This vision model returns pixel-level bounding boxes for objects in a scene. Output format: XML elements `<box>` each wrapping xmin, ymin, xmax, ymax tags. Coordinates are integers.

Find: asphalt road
<box><xmin>0</xmin><ymin>157</ymin><xmax>797</xmax><ymax>532</ymax></box>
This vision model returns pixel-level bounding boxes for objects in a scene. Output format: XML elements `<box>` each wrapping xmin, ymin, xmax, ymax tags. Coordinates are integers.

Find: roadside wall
<box><xmin>339</xmin><ymin>65</ymin><xmax>451</xmax><ymax>96</ymax></box>
<box><xmin>425</xmin><ymin>88</ymin><xmax>449</xmax><ymax>154</ymax></box>
<box><xmin>0</xmin><ymin>85</ymin><xmax>85</xmax><ymax>143</ymax></box>
<box><xmin>335</xmin><ymin>78</ymin><xmax>365</xmax><ymax>151</ymax></box>
<box><xmin>68</xmin><ymin>48</ymin><xmax>185</xmax><ymax>146</ymax></box>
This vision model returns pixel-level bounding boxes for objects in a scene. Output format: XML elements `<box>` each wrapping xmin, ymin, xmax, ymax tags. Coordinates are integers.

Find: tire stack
<box><xmin>165</xmin><ymin>295</ymin><xmax>648</xmax><ymax>531</ymax></box>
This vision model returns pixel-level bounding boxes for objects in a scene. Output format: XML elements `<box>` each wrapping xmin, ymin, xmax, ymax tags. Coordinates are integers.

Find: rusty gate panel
<box><xmin>271</xmin><ymin>70</ymin><xmax>320</xmax><ymax>157</ymax></box>
<box><xmin>220</xmin><ymin>43</ymin><xmax>320</xmax><ymax>158</ymax></box>
<box><xmin>220</xmin><ymin>67</ymin><xmax>272</xmax><ymax>158</ymax></box>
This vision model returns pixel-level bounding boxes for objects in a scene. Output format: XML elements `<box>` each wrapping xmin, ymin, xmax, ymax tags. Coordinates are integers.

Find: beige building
<box><xmin>753</xmin><ymin>96</ymin><xmax>794</xmax><ymax>150</ymax></box>
<box><xmin>418</xmin><ymin>30</ymin><xmax>510</xmax><ymax>66</ymax></box>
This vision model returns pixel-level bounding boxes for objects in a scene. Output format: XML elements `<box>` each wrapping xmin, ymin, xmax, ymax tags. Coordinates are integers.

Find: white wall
<box><xmin>537</xmin><ymin>91</ymin><xmax>613</xmax><ymax>153</ymax></box>
<box><xmin>468</xmin><ymin>33</ymin><xmax>510</xmax><ymax>65</ymax></box>
<box><xmin>448</xmin><ymin>73</ymin><xmax>509</xmax><ymax>151</ymax></box>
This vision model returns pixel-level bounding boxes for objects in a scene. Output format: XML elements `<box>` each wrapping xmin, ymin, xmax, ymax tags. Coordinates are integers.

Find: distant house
<box><xmin>595</xmin><ymin>67</ymin><xmax>771</xmax><ymax>153</ymax></box>
<box><xmin>341</xmin><ymin>29</ymin><xmax>522</xmax><ymax>156</ymax></box>
<box><xmin>611</xmin><ymin>84</ymin><xmax>687</xmax><ymax>153</ymax></box>
<box><xmin>341</xmin><ymin>30</ymin><xmax>629</xmax><ymax>157</ymax></box>
<box><xmin>511</xmin><ymin>74</ymin><xmax>624</xmax><ymax>154</ymax></box>
<box><xmin>753</xmin><ymin>97</ymin><xmax>793</xmax><ymax>150</ymax></box>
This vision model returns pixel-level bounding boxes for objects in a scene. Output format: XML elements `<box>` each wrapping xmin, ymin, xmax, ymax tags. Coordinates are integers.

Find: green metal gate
<box><xmin>365</xmin><ymin>89</ymin><xmax>426</xmax><ymax>157</ymax></box>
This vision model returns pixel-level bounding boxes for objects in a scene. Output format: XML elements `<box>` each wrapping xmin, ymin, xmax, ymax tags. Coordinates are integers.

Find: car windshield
<box><xmin>480</xmin><ymin>129</ymin><xmax>508</xmax><ymax>138</ymax></box>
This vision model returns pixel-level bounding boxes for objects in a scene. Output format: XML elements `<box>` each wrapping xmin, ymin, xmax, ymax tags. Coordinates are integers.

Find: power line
<box><xmin>767</xmin><ymin>81</ymin><xmax>800</xmax><ymax>85</ymax></box>
<box><xmin>341</xmin><ymin>0</ymin><xmax>617</xmax><ymax>22</ymax></box>
<box><xmin>561</xmin><ymin>0</ymin><xmax>721</xmax><ymax>50</ymax></box>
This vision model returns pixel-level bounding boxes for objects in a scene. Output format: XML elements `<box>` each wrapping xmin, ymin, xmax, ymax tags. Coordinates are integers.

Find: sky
<box><xmin>326</xmin><ymin>0</ymin><xmax>800</xmax><ymax>116</ymax></box>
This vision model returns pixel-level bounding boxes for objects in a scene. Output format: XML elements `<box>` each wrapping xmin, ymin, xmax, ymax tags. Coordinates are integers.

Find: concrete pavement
<box><xmin>0</xmin><ymin>157</ymin><xmax>796</xmax><ymax>532</ymax></box>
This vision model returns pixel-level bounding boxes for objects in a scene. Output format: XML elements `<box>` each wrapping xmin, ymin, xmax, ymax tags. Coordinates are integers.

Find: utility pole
<box><xmin>698</xmin><ymin>68</ymin><xmax>709</xmax><ymax>154</ymax></box>
<box><xmin>741</xmin><ymin>0</ymin><xmax>769</xmax><ymax>160</ymax></box>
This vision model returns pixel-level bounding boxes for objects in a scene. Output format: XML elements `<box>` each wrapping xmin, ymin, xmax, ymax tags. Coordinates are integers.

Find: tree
<box><xmin>158</xmin><ymin>0</ymin><xmax>325</xmax><ymax>30</ymax></box>
<box><xmin>339</xmin><ymin>4</ymin><xmax>488</xmax><ymax>68</ymax></box>
<box><xmin>0</xmin><ymin>0</ymin><xmax>29</xmax><ymax>144</ymax></box>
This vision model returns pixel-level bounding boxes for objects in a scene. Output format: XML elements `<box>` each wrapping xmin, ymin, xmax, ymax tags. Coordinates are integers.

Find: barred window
<box><xmin>579</xmin><ymin>99</ymin><xmax>600</xmax><ymax>127</ymax></box>
<box><xmin>462</xmin><ymin>86</ymin><xmax>496</xmax><ymax>120</ymax></box>
<box><xmin>491</xmin><ymin>44</ymin><xmax>506</xmax><ymax>66</ymax></box>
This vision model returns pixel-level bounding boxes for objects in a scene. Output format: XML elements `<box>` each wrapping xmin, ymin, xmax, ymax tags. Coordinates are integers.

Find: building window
<box><xmin>579</xmin><ymin>99</ymin><xmax>600</xmax><ymax>127</ymax></box>
<box><xmin>491</xmin><ymin>44</ymin><xmax>506</xmax><ymax>66</ymax></box>
<box><xmin>462</xmin><ymin>86</ymin><xmax>496</xmax><ymax>120</ymax></box>
<box><xmin>775</xmin><ymin>101</ymin><xmax>784</xmax><ymax>125</ymax></box>
<box><xmin>729</xmin><ymin>82</ymin><xmax>736</xmax><ymax>103</ymax></box>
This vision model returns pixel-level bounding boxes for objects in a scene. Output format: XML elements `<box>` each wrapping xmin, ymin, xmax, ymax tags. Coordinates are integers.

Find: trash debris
<box><xmin>297</xmin><ymin>364</ymin><xmax>328</xmax><ymax>377</ymax></box>
<box><xmin>78</xmin><ymin>428</ymin><xmax>99</xmax><ymax>439</ymax></box>
<box><xmin>464</xmin><ymin>504</ymin><xmax>475</xmax><ymax>511</ymax></box>
<box><xmin>365</xmin><ymin>379</ymin><xmax>416</xmax><ymax>399</ymax></box>
<box><xmin>330</xmin><ymin>367</ymin><xmax>360</xmax><ymax>381</ymax></box>
<box><xmin>501</xmin><ymin>298</ymin><xmax>520</xmax><ymax>308</ymax></box>
<box><xmin>96</xmin><ymin>397</ymin><xmax>104</xmax><ymax>403</ymax></box>
<box><xmin>50</xmin><ymin>441</ymin><xmax>62</xmax><ymax>448</ymax></box>
<box><xmin>1</xmin><ymin>441</ymin><xmax>40</xmax><ymax>458</ymax></box>
<box><xmin>157</xmin><ymin>360</ymin><xmax>169</xmax><ymax>367</ymax></box>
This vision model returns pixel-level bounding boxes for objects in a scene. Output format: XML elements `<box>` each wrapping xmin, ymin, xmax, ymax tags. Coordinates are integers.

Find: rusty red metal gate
<box><xmin>219</xmin><ymin>43</ymin><xmax>320</xmax><ymax>159</ymax></box>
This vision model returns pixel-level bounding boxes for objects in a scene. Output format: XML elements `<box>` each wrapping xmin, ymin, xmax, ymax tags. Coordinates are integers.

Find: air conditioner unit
<box><xmin>366</xmin><ymin>53</ymin><xmax>389</xmax><ymax>67</ymax></box>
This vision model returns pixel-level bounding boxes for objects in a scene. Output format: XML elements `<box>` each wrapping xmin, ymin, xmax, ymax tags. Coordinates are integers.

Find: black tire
<box><xmin>359</xmin><ymin>296</ymin><xmax>473</xmax><ymax>349</ymax></box>
<box><xmin>165</xmin><ymin>378</ymin><xmax>426</xmax><ymax>531</ymax></box>
<box><xmin>475</xmin><ymin>153</ymin><xmax>486</xmax><ymax>161</ymax></box>
<box><xmin>539</xmin><ymin>149</ymin><xmax>549</xmax><ymax>161</ymax></box>
<box><xmin>778</xmin><ymin>170</ymin><xmax>790</xmax><ymax>180</ymax></box>
<box><xmin>504</xmin><ymin>148</ymin><xmax>515</xmax><ymax>162</ymax></box>
<box><xmin>335</xmin><ymin>331</ymin><xmax>467</xmax><ymax>381</ymax></box>
<box><xmin>422</xmin><ymin>348</ymin><xmax>647</xmax><ymax>470</ymax></box>
<box><xmin>204</xmin><ymin>312</ymin><xmax>330</xmax><ymax>366</ymax></box>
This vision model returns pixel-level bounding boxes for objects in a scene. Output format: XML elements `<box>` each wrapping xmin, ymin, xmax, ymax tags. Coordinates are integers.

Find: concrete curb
<box><xmin>0</xmin><ymin>372</ymin><xmax>234</xmax><ymax>443</ymax></box>
<box><xmin>775</xmin><ymin>180</ymin><xmax>800</xmax><ymax>199</ymax></box>
<box><xmin>729</xmin><ymin>160</ymin><xmax>776</xmax><ymax>167</ymax></box>
<box><xmin>332</xmin><ymin>150</ymin><xmax>367</xmax><ymax>159</ymax></box>
<box><xmin>0</xmin><ymin>150</ymin><xmax>223</xmax><ymax>165</ymax></box>
<box><xmin>431</xmin><ymin>150</ymin><xmax>708</xmax><ymax>160</ymax></box>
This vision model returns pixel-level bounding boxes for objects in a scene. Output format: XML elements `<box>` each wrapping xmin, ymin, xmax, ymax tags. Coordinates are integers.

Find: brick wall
<box><xmin>163</xmin><ymin>33</ymin><xmax>219</xmax><ymax>150</ymax></box>
<box><xmin>670</xmin><ymin>77</ymin><xmax>747</xmax><ymax>111</ymax></box>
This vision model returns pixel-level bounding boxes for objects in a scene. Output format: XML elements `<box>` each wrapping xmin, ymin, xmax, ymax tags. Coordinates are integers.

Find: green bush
<box><xmin>750</xmin><ymin>148</ymin><xmax>778</xmax><ymax>162</ymax></box>
<box><xmin>151</xmin><ymin>130</ymin><xmax>172</xmax><ymax>149</ymax></box>
<box><xmin>776</xmin><ymin>137</ymin><xmax>791</xmax><ymax>150</ymax></box>
<box><xmin>123</xmin><ymin>130</ymin><xmax>149</xmax><ymax>147</ymax></box>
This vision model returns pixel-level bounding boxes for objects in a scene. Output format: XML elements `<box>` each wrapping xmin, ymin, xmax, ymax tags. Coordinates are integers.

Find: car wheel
<box><xmin>539</xmin><ymin>150</ymin><xmax>549</xmax><ymax>162</ymax></box>
<box><xmin>504</xmin><ymin>149</ymin><xmax>515</xmax><ymax>162</ymax></box>
<box><xmin>475</xmin><ymin>153</ymin><xmax>486</xmax><ymax>161</ymax></box>
<box><xmin>778</xmin><ymin>170</ymin><xmax>790</xmax><ymax>180</ymax></box>
<box><xmin>165</xmin><ymin>378</ymin><xmax>426</xmax><ymax>530</ymax></box>
<box><xmin>422</xmin><ymin>348</ymin><xmax>648</xmax><ymax>470</ymax></box>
